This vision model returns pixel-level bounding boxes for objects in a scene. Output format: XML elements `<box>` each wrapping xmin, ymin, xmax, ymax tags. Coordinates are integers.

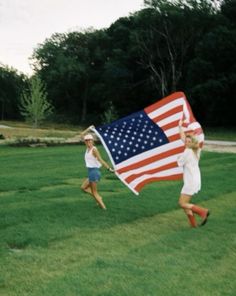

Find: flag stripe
<box><xmin>165</xmin><ymin>127</ymin><xmax>179</xmax><ymax>137</ymax></box>
<box><xmin>152</xmin><ymin>105</ymin><xmax>183</xmax><ymax>123</ymax></box>
<box><xmin>145</xmin><ymin>92</ymin><xmax>185</xmax><ymax>113</ymax></box>
<box><xmin>125</xmin><ymin>161</ymin><xmax>178</xmax><ymax>183</ymax></box>
<box><xmin>184</xmin><ymin>98</ymin><xmax>196</xmax><ymax>122</ymax></box>
<box><xmin>160</xmin><ymin>120</ymin><xmax>180</xmax><ymax>132</ymax></box>
<box><xmin>157</xmin><ymin>112</ymin><xmax>182</xmax><ymax>128</ymax></box>
<box><xmin>130</xmin><ymin>167</ymin><xmax>183</xmax><ymax>189</ymax></box>
<box><xmin>167</xmin><ymin>134</ymin><xmax>181</xmax><ymax>142</ymax></box>
<box><xmin>117</xmin><ymin>146</ymin><xmax>184</xmax><ymax>174</ymax></box>
<box><xmin>147</xmin><ymin>98</ymin><xmax>184</xmax><ymax>120</ymax></box>
<box><xmin>115</xmin><ymin>140</ymin><xmax>183</xmax><ymax>170</ymax></box>
<box><xmin>119</xmin><ymin>153</ymin><xmax>182</xmax><ymax>180</ymax></box>
<box><xmin>134</xmin><ymin>174</ymin><xmax>183</xmax><ymax>192</ymax></box>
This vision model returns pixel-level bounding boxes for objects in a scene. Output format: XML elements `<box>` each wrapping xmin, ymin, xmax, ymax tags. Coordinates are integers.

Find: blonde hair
<box><xmin>186</xmin><ymin>135</ymin><xmax>200</xmax><ymax>158</ymax></box>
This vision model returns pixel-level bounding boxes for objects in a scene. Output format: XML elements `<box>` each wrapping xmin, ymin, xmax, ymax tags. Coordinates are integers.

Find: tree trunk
<box><xmin>81</xmin><ymin>78</ymin><xmax>89</xmax><ymax>123</ymax></box>
<box><xmin>1</xmin><ymin>100</ymin><xmax>4</xmax><ymax>120</ymax></box>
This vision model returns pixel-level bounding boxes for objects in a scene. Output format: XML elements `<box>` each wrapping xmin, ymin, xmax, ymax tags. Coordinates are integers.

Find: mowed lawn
<box><xmin>0</xmin><ymin>145</ymin><xmax>236</xmax><ymax>296</ymax></box>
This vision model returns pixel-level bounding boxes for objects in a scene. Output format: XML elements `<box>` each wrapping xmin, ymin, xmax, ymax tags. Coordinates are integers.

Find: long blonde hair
<box><xmin>186</xmin><ymin>135</ymin><xmax>200</xmax><ymax>159</ymax></box>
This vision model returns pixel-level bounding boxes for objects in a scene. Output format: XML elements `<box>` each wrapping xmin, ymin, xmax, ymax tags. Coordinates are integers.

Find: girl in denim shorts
<box><xmin>81</xmin><ymin>129</ymin><xmax>114</xmax><ymax>210</ymax></box>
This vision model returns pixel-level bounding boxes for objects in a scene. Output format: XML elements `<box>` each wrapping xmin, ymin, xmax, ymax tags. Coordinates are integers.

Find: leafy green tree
<box><xmin>29</xmin><ymin>0</ymin><xmax>236</xmax><ymax>127</ymax></box>
<box><xmin>221</xmin><ymin>0</ymin><xmax>236</xmax><ymax>24</ymax></box>
<box><xmin>101</xmin><ymin>101</ymin><xmax>118</xmax><ymax>124</ymax></box>
<box><xmin>135</xmin><ymin>1</ymin><xmax>220</xmax><ymax>97</ymax></box>
<box><xmin>32</xmin><ymin>29</ymin><xmax>111</xmax><ymax>123</ymax></box>
<box><xmin>186</xmin><ymin>24</ymin><xmax>236</xmax><ymax>126</ymax></box>
<box><xmin>0</xmin><ymin>65</ymin><xmax>26</xmax><ymax>120</ymax></box>
<box><xmin>19</xmin><ymin>76</ymin><xmax>53</xmax><ymax>128</ymax></box>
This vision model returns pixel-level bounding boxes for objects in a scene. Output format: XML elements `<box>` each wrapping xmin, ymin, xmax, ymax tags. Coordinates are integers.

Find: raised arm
<box><xmin>80</xmin><ymin>125</ymin><xmax>95</xmax><ymax>136</ymax></box>
<box><xmin>178</xmin><ymin>120</ymin><xmax>186</xmax><ymax>143</ymax></box>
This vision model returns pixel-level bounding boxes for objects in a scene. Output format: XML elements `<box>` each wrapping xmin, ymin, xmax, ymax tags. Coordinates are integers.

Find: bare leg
<box><xmin>90</xmin><ymin>182</ymin><xmax>106</xmax><ymax>210</ymax></box>
<box><xmin>179</xmin><ymin>194</ymin><xmax>193</xmax><ymax>214</ymax></box>
<box><xmin>179</xmin><ymin>194</ymin><xmax>197</xmax><ymax>227</ymax></box>
<box><xmin>179</xmin><ymin>194</ymin><xmax>209</xmax><ymax>226</ymax></box>
<box><xmin>81</xmin><ymin>178</ymin><xmax>92</xmax><ymax>195</ymax></box>
<box><xmin>81</xmin><ymin>178</ymin><xmax>99</xmax><ymax>206</ymax></box>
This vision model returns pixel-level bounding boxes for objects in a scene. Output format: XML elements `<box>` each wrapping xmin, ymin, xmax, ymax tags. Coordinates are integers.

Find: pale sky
<box><xmin>0</xmin><ymin>0</ymin><xmax>144</xmax><ymax>75</ymax></box>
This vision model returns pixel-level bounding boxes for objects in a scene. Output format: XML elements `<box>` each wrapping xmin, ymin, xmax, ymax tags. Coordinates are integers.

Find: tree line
<box><xmin>0</xmin><ymin>0</ymin><xmax>235</xmax><ymax>127</ymax></box>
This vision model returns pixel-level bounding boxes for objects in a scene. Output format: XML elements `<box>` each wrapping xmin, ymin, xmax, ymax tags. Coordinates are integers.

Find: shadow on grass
<box><xmin>0</xmin><ymin>182</ymin><xmax>181</xmax><ymax>249</ymax></box>
<box><xmin>2</xmin><ymin>169</ymin><xmax>236</xmax><ymax>250</ymax></box>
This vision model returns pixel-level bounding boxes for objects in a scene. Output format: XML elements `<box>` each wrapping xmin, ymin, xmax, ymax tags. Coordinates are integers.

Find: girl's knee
<box><xmin>81</xmin><ymin>184</ymin><xmax>86</xmax><ymax>191</ymax></box>
<box><xmin>178</xmin><ymin>196</ymin><xmax>184</xmax><ymax>207</ymax></box>
<box><xmin>179</xmin><ymin>200</ymin><xmax>184</xmax><ymax>208</ymax></box>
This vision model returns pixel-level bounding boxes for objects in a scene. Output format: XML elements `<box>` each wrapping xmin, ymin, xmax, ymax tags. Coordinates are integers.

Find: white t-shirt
<box><xmin>85</xmin><ymin>147</ymin><xmax>102</xmax><ymax>168</ymax></box>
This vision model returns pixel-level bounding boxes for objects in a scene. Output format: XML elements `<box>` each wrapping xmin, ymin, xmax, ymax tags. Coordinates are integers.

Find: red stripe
<box><xmin>125</xmin><ymin>161</ymin><xmax>178</xmax><ymax>183</ymax></box>
<box><xmin>168</xmin><ymin>134</ymin><xmax>180</xmax><ymax>142</ymax></box>
<box><xmin>186</xmin><ymin>129</ymin><xmax>194</xmax><ymax>134</ymax></box>
<box><xmin>167</xmin><ymin>129</ymin><xmax>203</xmax><ymax>143</ymax></box>
<box><xmin>134</xmin><ymin>173</ymin><xmax>183</xmax><ymax>192</ymax></box>
<box><xmin>145</xmin><ymin>92</ymin><xmax>185</xmax><ymax>114</ymax></box>
<box><xmin>152</xmin><ymin>105</ymin><xmax>183</xmax><ymax>123</ymax></box>
<box><xmin>160</xmin><ymin>119</ymin><xmax>179</xmax><ymax>131</ymax></box>
<box><xmin>117</xmin><ymin>146</ymin><xmax>184</xmax><ymax>174</ymax></box>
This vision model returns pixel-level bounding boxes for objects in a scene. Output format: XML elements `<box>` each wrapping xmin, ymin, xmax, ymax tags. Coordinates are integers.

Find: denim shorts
<box><xmin>88</xmin><ymin>168</ymin><xmax>101</xmax><ymax>182</ymax></box>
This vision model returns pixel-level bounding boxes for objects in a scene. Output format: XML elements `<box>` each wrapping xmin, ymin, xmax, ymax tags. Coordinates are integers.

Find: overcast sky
<box><xmin>0</xmin><ymin>0</ymin><xmax>144</xmax><ymax>75</ymax></box>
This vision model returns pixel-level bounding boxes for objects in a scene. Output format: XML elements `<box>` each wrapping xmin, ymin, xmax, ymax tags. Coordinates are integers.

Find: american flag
<box><xmin>92</xmin><ymin>92</ymin><xmax>204</xmax><ymax>195</ymax></box>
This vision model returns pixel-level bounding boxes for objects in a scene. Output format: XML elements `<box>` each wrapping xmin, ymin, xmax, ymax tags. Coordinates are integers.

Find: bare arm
<box><xmin>178</xmin><ymin>120</ymin><xmax>186</xmax><ymax>143</ymax></box>
<box><xmin>80</xmin><ymin>125</ymin><xmax>95</xmax><ymax>136</ymax></box>
<box><xmin>92</xmin><ymin>147</ymin><xmax>114</xmax><ymax>172</ymax></box>
<box><xmin>80</xmin><ymin>125</ymin><xmax>95</xmax><ymax>141</ymax></box>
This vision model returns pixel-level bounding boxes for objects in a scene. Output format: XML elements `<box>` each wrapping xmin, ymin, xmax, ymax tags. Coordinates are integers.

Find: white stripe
<box><xmin>165</xmin><ymin>127</ymin><xmax>179</xmax><ymax>137</ymax></box>
<box><xmin>115</xmin><ymin>172</ymin><xmax>139</xmax><ymax>195</ymax></box>
<box><xmin>157</xmin><ymin>112</ymin><xmax>182</xmax><ymax>127</ymax></box>
<box><xmin>187</xmin><ymin>122</ymin><xmax>201</xmax><ymax>130</ymax></box>
<box><xmin>119</xmin><ymin>153</ymin><xmax>182</xmax><ymax>180</ymax></box>
<box><xmin>183</xmin><ymin>101</ymin><xmax>190</xmax><ymax>121</ymax></box>
<box><xmin>148</xmin><ymin>97</ymin><xmax>185</xmax><ymax>119</ymax></box>
<box><xmin>116</xmin><ymin>139</ymin><xmax>184</xmax><ymax>170</ymax></box>
<box><xmin>129</xmin><ymin>167</ymin><xmax>183</xmax><ymax>189</ymax></box>
<box><xmin>198</xmin><ymin>134</ymin><xmax>205</xmax><ymax>143</ymax></box>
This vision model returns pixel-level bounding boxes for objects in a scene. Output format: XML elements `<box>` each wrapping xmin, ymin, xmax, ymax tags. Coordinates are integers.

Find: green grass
<box><xmin>0</xmin><ymin>145</ymin><xmax>236</xmax><ymax>296</ymax></box>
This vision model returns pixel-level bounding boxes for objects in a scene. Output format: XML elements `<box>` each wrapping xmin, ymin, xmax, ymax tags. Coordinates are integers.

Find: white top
<box><xmin>177</xmin><ymin>148</ymin><xmax>201</xmax><ymax>195</ymax></box>
<box><xmin>85</xmin><ymin>147</ymin><xmax>102</xmax><ymax>168</ymax></box>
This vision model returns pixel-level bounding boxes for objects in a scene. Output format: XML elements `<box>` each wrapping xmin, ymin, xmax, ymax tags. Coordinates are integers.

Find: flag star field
<box><xmin>97</xmin><ymin>110</ymin><xmax>169</xmax><ymax>164</ymax></box>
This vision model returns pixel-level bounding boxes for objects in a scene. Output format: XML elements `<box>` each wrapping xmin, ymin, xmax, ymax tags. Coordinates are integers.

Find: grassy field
<box><xmin>0</xmin><ymin>145</ymin><xmax>236</xmax><ymax>296</ymax></box>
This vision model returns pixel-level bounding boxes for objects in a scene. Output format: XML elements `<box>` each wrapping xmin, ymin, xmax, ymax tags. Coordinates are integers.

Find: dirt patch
<box><xmin>0</xmin><ymin>125</ymin><xmax>11</xmax><ymax>128</ymax></box>
<box><xmin>203</xmin><ymin>144</ymin><xmax>236</xmax><ymax>153</ymax></box>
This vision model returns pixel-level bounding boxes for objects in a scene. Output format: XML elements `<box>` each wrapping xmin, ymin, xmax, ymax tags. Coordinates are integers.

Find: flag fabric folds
<box><xmin>92</xmin><ymin>92</ymin><xmax>204</xmax><ymax>195</ymax></box>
